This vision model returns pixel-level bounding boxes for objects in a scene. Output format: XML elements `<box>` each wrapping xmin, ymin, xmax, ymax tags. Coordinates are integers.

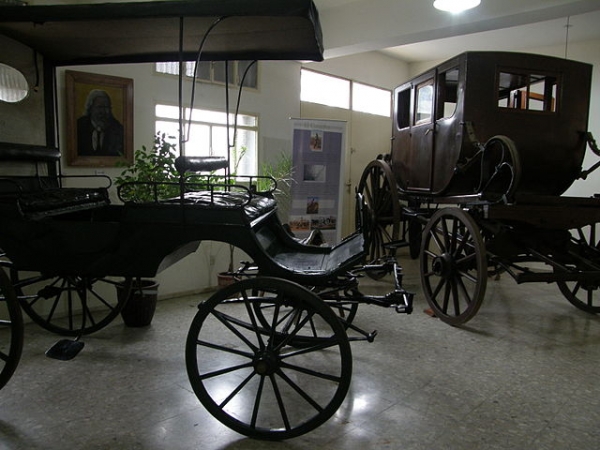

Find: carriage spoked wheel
<box><xmin>253</xmin><ymin>283</ymin><xmax>360</xmax><ymax>336</ymax></box>
<box><xmin>479</xmin><ymin>135</ymin><xmax>522</xmax><ymax>203</ymax></box>
<box><xmin>185</xmin><ymin>277</ymin><xmax>352</xmax><ymax>440</ymax></box>
<box><xmin>556</xmin><ymin>225</ymin><xmax>600</xmax><ymax>314</ymax></box>
<box><xmin>420</xmin><ymin>208</ymin><xmax>487</xmax><ymax>325</ymax></box>
<box><xmin>357</xmin><ymin>159</ymin><xmax>401</xmax><ymax>278</ymax></box>
<box><xmin>10</xmin><ymin>271</ymin><xmax>132</xmax><ymax>336</ymax></box>
<box><xmin>0</xmin><ymin>267</ymin><xmax>24</xmax><ymax>390</ymax></box>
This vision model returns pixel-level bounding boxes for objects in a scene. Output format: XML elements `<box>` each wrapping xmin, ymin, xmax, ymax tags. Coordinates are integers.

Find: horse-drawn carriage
<box><xmin>358</xmin><ymin>51</ymin><xmax>600</xmax><ymax>325</ymax></box>
<box><xmin>0</xmin><ymin>0</ymin><xmax>414</xmax><ymax>440</ymax></box>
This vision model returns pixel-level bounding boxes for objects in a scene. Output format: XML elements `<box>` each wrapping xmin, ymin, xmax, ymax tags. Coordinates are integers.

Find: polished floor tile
<box><xmin>1</xmin><ymin>253</ymin><xmax>599</xmax><ymax>449</ymax></box>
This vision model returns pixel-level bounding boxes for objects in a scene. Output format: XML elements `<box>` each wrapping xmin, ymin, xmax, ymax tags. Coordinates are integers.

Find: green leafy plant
<box><xmin>115</xmin><ymin>132</ymin><xmax>180</xmax><ymax>202</ymax></box>
<box><xmin>256</xmin><ymin>151</ymin><xmax>293</xmax><ymax>194</ymax></box>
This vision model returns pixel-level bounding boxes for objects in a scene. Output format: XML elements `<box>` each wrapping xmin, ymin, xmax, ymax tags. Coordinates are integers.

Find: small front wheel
<box><xmin>186</xmin><ymin>277</ymin><xmax>352</xmax><ymax>440</ymax></box>
<box><xmin>420</xmin><ymin>208</ymin><xmax>487</xmax><ymax>325</ymax></box>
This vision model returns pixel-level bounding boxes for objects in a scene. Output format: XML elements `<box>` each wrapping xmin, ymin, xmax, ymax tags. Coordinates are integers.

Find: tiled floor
<box><xmin>1</xmin><ymin>253</ymin><xmax>599</xmax><ymax>449</ymax></box>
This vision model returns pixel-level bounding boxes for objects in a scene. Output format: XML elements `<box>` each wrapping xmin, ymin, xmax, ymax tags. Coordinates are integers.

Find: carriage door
<box><xmin>409</xmin><ymin>73</ymin><xmax>435</xmax><ymax>191</ymax></box>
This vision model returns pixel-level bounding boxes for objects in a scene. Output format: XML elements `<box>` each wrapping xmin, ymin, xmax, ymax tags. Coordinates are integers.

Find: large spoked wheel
<box><xmin>420</xmin><ymin>208</ymin><xmax>487</xmax><ymax>325</ymax></box>
<box><xmin>479</xmin><ymin>135</ymin><xmax>522</xmax><ymax>203</ymax></box>
<box><xmin>186</xmin><ymin>277</ymin><xmax>352</xmax><ymax>440</ymax></box>
<box><xmin>11</xmin><ymin>271</ymin><xmax>132</xmax><ymax>336</ymax></box>
<box><xmin>254</xmin><ymin>284</ymin><xmax>360</xmax><ymax>336</ymax></box>
<box><xmin>0</xmin><ymin>267</ymin><xmax>23</xmax><ymax>390</ymax></box>
<box><xmin>357</xmin><ymin>159</ymin><xmax>401</xmax><ymax>267</ymax></box>
<box><xmin>556</xmin><ymin>225</ymin><xmax>600</xmax><ymax>314</ymax></box>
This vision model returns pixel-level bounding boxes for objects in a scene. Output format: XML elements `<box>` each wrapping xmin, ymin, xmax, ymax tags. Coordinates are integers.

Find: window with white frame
<box><xmin>155</xmin><ymin>61</ymin><xmax>258</xmax><ymax>89</ymax></box>
<box><xmin>352</xmin><ymin>82</ymin><xmax>391</xmax><ymax>117</ymax></box>
<box><xmin>155</xmin><ymin>104</ymin><xmax>258</xmax><ymax>175</ymax></box>
<box><xmin>301</xmin><ymin>69</ymin><xmax>350</xmax><ymax>109</ymax></box>
<box><xmin>301</xmin><ymin>68</ymin><xmax>391</xmax><ymax>117</ymax></box>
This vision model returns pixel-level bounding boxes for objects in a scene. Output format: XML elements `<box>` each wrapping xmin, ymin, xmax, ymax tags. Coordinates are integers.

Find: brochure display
<box><xmin>289</xmin><ymin>118</ymin><xmax>346</xmax><ymax>244</ymax></box>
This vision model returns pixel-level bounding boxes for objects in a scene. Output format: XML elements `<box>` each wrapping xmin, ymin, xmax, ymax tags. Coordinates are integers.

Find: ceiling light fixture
<box><xmin>433</xmin><ymin>0</ymin><xmax>481</xmax><ymax>13</ymax></box>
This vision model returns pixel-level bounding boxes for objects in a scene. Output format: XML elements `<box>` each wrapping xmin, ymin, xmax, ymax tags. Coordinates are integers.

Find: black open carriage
<box><xmin>358</xmin><ymin>51</ymin><xmax>600</xmax><ymax>325</ymax></box>
<box><xmin>0</xmin><ymin>0</ymin><xmax>413</xmax><ymax>440</ymax></box>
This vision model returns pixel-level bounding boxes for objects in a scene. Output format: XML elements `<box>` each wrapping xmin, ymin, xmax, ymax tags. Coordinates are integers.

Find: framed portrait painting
<box><xmin>65</xmin><ymin>70</ymin><xmax>133</xmax><ymax>166</ymax></box>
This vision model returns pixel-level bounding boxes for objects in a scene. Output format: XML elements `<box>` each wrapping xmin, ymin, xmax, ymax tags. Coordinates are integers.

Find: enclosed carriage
<box><xmin>359</xmin><ymin>51</ymin><xmax>600</xmax><ymax>325</ymax></box>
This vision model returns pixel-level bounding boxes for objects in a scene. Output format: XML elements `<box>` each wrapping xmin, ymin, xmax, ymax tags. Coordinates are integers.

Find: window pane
<box><xmin>439</xmin><ymin>68</ymin><xmax>459</xmax><ymax>119</ymax></box>
<box><xmin>396</xmin><ymin>88</ymin><xmax>411</xmax><ymax>129</ymax></box>
<box><xmin>156</xmin><ymin>62</ymin><xmax>179</xmax><ymax>75</ymax></box>
<box><xmin>213</xmin><ymin>61</ymin><xmax>235</xmax><ymax>85</ymax></box>
<box><xmin>233</xmin><ymin>129</ymin><xmax>257</xmax><ymax>175</ymax></box>
<box><xmin>155</xmin><ymin>103</ymin><xmax>258</xmax><ymax>175</ymax></box>
<box><xmin>352</xmin><ymin>83</ymin><xmax>390</xmax><ymax>117</ymax></box>
<box><xmin>238</xmin><ymin>61</ymin><xmax>258</xmax><ymax>88</ymax></box>
<box><xmin>415</xmin><ymin>82</ymin><xmax>433</xmax><ymax>124</ymax></box>
<box><xmin>211</xmin><ymin>126</ymin><xmax>229</xmax><ymax>159</ymax></box>
<box><xmin>301</xmin><ymin>69</ymin><xmax>350</xmax><ymax>109</ymax></box>
<box><xmin>497</xmin><ymin>71</ymin><xmax>557</xmax><ymax>112</ymax></box>
<box><xmin>185</xmin><ymin>124</ymin><xmax>211</xmax><ymax>156</ymax></box>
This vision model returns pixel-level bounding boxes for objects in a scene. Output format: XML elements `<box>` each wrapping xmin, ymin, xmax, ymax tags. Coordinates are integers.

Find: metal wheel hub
<box><xmin>253</xmin><ymin>350</ymin><xmax>279</xmax><ymax>376</ymax></box>
<box><xmin>432</xmin><ymin>254</ymin><xmax>455</xmax><ymax>277</ymax></box>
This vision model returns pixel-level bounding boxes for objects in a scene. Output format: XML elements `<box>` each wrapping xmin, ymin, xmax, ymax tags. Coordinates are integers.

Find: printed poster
<box><xmin>289</xmin><ymin>118</ymin><xmax>346</xmax><ymax>244</ymax></box>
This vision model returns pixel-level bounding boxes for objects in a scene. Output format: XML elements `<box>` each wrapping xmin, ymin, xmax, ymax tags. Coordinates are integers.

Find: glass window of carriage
<box><xmin>437</xmin><ymin>68</ymin><xmax>459</xmax><ymax>119</ymax></box>
<box><xmin>497</xmin><ymin>71</ymin><xmax>558</xmax><ymax>112</ymax></box>
<box><xmin>414</xmin><ymin>80</ymin><xmax>433</xmax><ymax>125</ymax></box>
<box><xmin>396</xmin><ymin>88</ymin><xmax>411</xmax><ymax>129</ymax></box>
<box><xmin>0</xmin><ymin>63</ymin><xmax>29</xmax><ymax>103</ymax></box>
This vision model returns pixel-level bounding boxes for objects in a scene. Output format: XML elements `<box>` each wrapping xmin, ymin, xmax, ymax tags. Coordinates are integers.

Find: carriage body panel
<box><xmin>391</xmin><ymin>51</ymin><xmax>592</xmax><ymax>198</ymax></box>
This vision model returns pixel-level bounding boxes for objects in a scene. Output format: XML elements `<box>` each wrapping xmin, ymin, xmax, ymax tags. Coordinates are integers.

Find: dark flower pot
<box><xmin>118</xmin><ymin>279</ymin><xmax>159</xmax><ymax>327</ymax></box>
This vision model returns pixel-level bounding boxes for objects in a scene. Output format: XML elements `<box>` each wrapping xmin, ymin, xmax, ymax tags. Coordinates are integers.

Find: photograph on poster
<box><xmin>306</xmin><ymin>197</ymin><xmax>319</xmax><ymax>214</ymax></box>
<box><xmin>289</xmin><ymin>216</ymin><xmax>310</xmax><ymax>232</ymax></box>
<box><xmin>311</xmin><ymin>216</ymin><xmax>337</xmax><ymax>230</ymax></box>
<box><xmin>309</xmin><ymin>130</ymin><xmax>323</xmax><ymax>151</ymax></box>
<box><xmin>303</xmin><ymin>164</ymin><xmax>326</xmax><ymax>182</ymax></box>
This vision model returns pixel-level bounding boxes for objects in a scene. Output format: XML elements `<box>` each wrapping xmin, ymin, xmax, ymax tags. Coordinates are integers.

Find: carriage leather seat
<box><xmin>0</xmin><ymin>145</ymin><xmax>111</xmax><ymax>220</ymax></box>
<box><xmin>15</xmin><ymin>188</ymin><xmax>110</xmax><ymax>219</ymax></box>
<box><xmin>255</xmin><ymin>225</ymin><xmax>365</xmax><ymax>275</ymax></box>
<box><xmin>162</xmin><ymin>191</ymin><xmax>277</xmax><ymax>222</ymax></box>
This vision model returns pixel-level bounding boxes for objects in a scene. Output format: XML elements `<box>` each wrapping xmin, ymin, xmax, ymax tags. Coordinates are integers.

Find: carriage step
<box><xmin>347</xmin><ymin>329</ymin><xmax>378</xmax><ymax>343</ymax></box>
<box><xmin>45</xmin><ymin>338</ymin><xmax>85</xmax><ymax>361</ymax></box>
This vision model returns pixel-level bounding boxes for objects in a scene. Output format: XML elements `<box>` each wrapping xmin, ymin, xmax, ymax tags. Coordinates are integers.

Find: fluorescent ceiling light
<box><xmin>433</xmin><ymin>0</ymin><xmax>481</xmax><ymax>13</ymax></box>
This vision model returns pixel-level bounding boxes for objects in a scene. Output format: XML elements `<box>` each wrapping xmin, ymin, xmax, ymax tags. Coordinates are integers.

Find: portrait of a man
<box><xmin>77</xmin><ymin>89</ymin><xmax>124</xmax><ymax>156</ymax></box>
<box><xmin>66</xmin><ymin>70</ymin><xmax>133</xmax><ymax>166</ymax></box>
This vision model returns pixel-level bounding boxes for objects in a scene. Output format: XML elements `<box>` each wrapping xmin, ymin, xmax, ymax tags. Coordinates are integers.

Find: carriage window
<box><xmin>414</xmin><ymin>81</ymin><xmax>433</xmax><ymax>125</ymax></box>
<box><xmin>497</xmin><ymin>71</ymin><xmax>557</xmax><ymax>112</ymax></box>
<box><xmin>396</xmin><ymin>88</ymin><xmax>411</xmax><ymax>129</ymax></box>
<box><xmin>438</xmin><ymin>68</ymin><xmax>459</xmax><ymax>119</ymax></box>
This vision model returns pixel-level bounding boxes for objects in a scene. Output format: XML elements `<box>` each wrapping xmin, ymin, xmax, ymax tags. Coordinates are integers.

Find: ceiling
<box><xmin>314</xmin><ymin>0</ymin><xmax>600</xmax><ymax>62</ymax></box>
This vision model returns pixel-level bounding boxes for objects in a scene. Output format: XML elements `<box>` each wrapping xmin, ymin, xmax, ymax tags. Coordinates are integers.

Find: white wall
<box><xmin>54</xmin><ymin>61</ymin><xmax>301</xmax><ymax>298</ymax></box>
<box><xmin>304</xmin><ymin>51</ymin><xmax>409</xmax><ymax>89</ymax></box>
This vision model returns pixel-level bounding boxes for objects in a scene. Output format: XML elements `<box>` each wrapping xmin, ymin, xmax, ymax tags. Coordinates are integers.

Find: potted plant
<box><xmin>114</xmin><ymin>131</ymin><xmax>180</xmax><ymax>203</ymax></box>
<box><xmin>113</xmin><ymin>132</ymin><xmax>179</xmax><ymax>325</ymax></box>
